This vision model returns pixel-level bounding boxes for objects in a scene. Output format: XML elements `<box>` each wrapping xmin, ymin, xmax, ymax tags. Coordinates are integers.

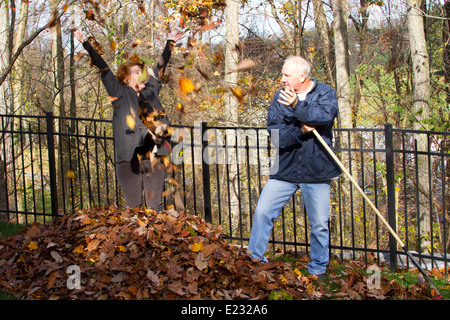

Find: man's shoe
<box><xmin>317</xmin><ymin>273</ymin><xmax>327</xmax><ymax>282</ymax></box>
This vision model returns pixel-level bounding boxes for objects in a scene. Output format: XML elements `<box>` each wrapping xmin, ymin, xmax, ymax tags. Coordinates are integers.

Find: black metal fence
<box><xmin>0</xmin><ymin>113</ymin><xmax>449</xmax><ymax>273</ymax></box>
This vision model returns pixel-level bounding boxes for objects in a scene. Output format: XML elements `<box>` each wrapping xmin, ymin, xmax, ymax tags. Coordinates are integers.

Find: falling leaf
<box><xmin>28</xmin><ymin>241</ymin><xmax>38</xmax><ymax>251</ymax></box>
<box><xmin>175</xmin><ymin>103</ymin><xmax>185</xmax><ymax>114</ymax></box>
<box><xmin>132</xmin><ymin>39</ymin><xmax>142</xmax><ymax>48</ymax></box>
<box><xmin>212</xmin><ymin>51</ymin><xmax>223</xmax><ymax>66</ymax></box>
<box><xmin>168</xmin><ymin>177</ymin><xmax>180</xmax><ymax>188</ymax></box>
<box><xmin>74</xmin><ymin>52</ymin><xmax>84</xmax><ymax>61</ymax></box>
<box><xmin>126</xmin><ymin>115</ymin><xmax>136</xmax><ymax>130</ymax></box>
<box><xmin>200</xmin><ymin>21</ymin><xmax>220</xmax><ymax>31</ymax></box>
<box><xmin>179</xmin><ymin>77</ymin><xmax>195</xmax><ymax>94</ymax></box>
<box><xmin>232</xmin><ymin>59</ymin><xmax>257</xmax><ymax>73</ymax></box>
<box><xmin>230</xmin><ymin>86</ymin><xmax>244</xmax><ymax>103</ymax></box>
<box><xmin>86</xmin><ymin>9</ymin><xmax>95</xmax><ymax>21</ymax></box>
<box><xmin>67</xmin><ymin>170</ymin><xmax>75</xmax><ymax>179</ymax></box>
<box><xmin>174</xmin><ymin>191</ymin><xmax>185</xmax><ymax>212</ymax></box>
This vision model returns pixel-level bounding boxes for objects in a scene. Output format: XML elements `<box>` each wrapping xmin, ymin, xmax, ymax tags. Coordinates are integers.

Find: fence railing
<box><xmin>0</xmin><ymin>113</ymin><xmax>449</xmax><ymax>273</ymax></box>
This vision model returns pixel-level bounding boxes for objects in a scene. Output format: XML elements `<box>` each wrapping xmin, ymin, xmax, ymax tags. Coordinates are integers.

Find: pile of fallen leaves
<box><xmin>0</xmin><ymin>206</ymin><xmax>313</xmax><ymax>300</ymax></box>
<box><xmin>0</xmin><ymin>206</ymin><xmax>442</xmax><ymax>300</ymax></box>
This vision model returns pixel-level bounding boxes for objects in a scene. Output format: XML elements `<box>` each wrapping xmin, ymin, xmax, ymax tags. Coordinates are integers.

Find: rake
<box><xmin>312</xmin><ymin>129</ymin><xmax>441</xmax><ymax>297</ymax></box>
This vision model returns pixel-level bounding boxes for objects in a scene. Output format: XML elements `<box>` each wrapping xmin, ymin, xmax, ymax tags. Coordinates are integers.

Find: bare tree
<box><xmin>224</xmin><ymin>0</ymin><xmax>241</xmax><ymax>232</ymax></box>
<box><xmin>406</xmin><ymin>0</ymin><xmax>431</xmax><ymax>252</ymax></box>
<box><xmin>332</xmin><ymin>0</ymin><xmax>352</xmax><ymax>130</ymax></box>
<box><xmin>311</xmin><ymin>0</ymin><xmax>335</xmax><ymax>86</ymax></box>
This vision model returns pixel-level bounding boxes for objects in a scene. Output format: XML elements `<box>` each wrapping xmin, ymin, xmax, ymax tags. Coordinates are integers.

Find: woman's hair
<box><xmin>116</xmin><ymin>55</ymin><xmax>145</xmax><ymax>85</ymax></box>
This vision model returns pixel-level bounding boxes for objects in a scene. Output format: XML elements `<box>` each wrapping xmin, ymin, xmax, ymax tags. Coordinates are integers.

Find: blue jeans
<box><xmin>248</xmin><ymin>178</ymin><xmax>331</xmax><ymax>275</ymax></box>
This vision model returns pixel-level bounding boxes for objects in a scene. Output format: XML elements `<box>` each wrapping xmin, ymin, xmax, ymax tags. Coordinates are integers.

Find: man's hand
<box><xmin>73</xmin><ymin>29</ymin><xmax>87</xmax><ymax>43</ymax></box>
<box><xmin>301</xmin><ymin>124</ymin><xmax>315</xmax><ymax>134</ymax></box>
<box><xmin>278</xmin><ymin>88</ymin><xmax>298</xmax><ymax>108</ymax></box>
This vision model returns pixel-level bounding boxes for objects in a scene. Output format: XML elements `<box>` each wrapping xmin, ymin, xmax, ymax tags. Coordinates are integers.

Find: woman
<box><xmin>74</xmin><ymin>29</ymin><xmax>183</xmax><ymax>211</ymax></box>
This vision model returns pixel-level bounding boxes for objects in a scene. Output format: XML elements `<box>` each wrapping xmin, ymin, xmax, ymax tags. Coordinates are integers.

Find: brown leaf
<box><xmin>200</xmin><ymin>21</ymin><xmax>221</xmax><ymax>31</ymax></box>
<box><xmin>86</xmin><ymin>238</ymin><xmax>102</xmax><ymax>253</ymax></box>
<box><xmin>47</xmin><ymin>271</ymin><xmax>59</xmax><ymax>290</ymax></box>
<box><xmin>174</xmin><ymin>191</ymin><xmax>185</xmax><ymax>212</ymax></box>
<box><xmin>115</xmin><ymin>291</ymin><xmax>131</xmax><ymax>300</ymax></box>
<box><xmin>85</xmin><ymin>9</ymin><xmax>95</xmax><ymax>21</ymax></box>
<box><xmin>26</xmin><ymin>223</ymin><xmax>41</xmax><ymax>238</ymax></box>
<box><xmin>232</xmin><ymin>59</ymin><xmax>257</xmax><ymax>73</ymax></box>
<box><xmin>195</xmin><ymin>252</ymin><xmax>209</xmax><ymax>271</ymax></box>
<box><xmin>50</xmin><ymin>251</ymin><xmax>63</xmax><ymax>263</ymax></box>
<box><xmin>168</xmin><ymin>262</ymin><xmax>183</xmax><ymax>280</ymax></box>
<box><xmin>168</xmin><ymin>282</ymin><xmax>185</xmax><ymax>296</ymax></box>
<box><xmin>187</xmin><ymin>281</ymin><xmax>198</xmax><ymax>295</ymax></box>
<box><xmin>131</xmin><ymin>39</ymin><xmax>142</xmax><ymax>48</ymax></box>
<box><xmin>147</xmin><ymin>270</ymin><xmax>160</xmax><ymax>286</ymax></box>
<box><xmin>111</xmin><ymin>272</ymin><xmax>126</xmax><ymax>283</ymax></box>
<box><xmin>202</xmin><ymin>244</ymin><xmax>217</xmax><ymax>258</ymax></box>
<box><xmin>346</xmin><ymin>288</ymin><xmax>362</xmax><ymax>300</ymax></box>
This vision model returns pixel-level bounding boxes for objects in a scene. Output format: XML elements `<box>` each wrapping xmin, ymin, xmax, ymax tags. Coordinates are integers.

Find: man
<box><xmin>248</xmin><ymin>56</ymin><xmax>342</xmax><ymax>276</ymax></box>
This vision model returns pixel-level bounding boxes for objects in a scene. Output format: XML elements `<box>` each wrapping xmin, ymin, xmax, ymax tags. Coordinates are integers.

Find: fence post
<box><xmin>201</xmin><ymin>122</ymin><xmax>212</xmax><ymax>223</ymax></box>
<box><xmin>385</xmin><ymin>123</ymin><xmax>398</xmax><ymax>271</ymax></box>
<box><xmin>46</xmin><ymin>112</ymin><xmax>59</xmax><ymax>218</ymax></box>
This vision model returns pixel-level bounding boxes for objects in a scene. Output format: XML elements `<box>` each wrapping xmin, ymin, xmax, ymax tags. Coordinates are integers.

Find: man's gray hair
<box><xmin>284</xmin><ymin>56</ymin><xmax>311</xmax><ymax>79</ymax></box>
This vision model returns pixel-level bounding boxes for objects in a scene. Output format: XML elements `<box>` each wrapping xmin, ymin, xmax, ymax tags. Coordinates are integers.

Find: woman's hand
<box><xmin>149</xmin><ymin>123</ymin><xmax>168</xmax><ymax>144</ymax></box>
<box><xmin>73</xmin><ymin>29</ymin><xmax>87</xmax><ymax>43</ymax></box>
<box><xmin>167</xmin><ymin>30</ymin><xmax>185</xmax><ymax>43</ymax></box>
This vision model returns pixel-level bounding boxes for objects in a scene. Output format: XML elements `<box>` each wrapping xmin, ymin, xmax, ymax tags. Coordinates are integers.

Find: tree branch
<box><xmin>0</xmin><ymin>0</ymin><xmax>76</xmax><ymax>88</ymax></box>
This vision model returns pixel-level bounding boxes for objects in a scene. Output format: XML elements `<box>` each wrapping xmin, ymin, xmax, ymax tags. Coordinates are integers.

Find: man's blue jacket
<box><xmin>268</xmin><ymin>79</ymin><xmax>342</xmax><ymax>182</ymax></box>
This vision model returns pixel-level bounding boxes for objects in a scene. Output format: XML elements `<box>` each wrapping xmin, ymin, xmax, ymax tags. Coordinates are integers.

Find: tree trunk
<box><xmin>332</xmin><ymin>0</ymin><xmax>361</xmax><ymax>229</ymax></box>
<box><xmin>0</xmin><ymin>1</ymin><xmax>10</xmax><ymax>115</ymax></box>
<box><xmin>406</xmin><ymin>0</ymin><xmax>431</xmax><ymax>253</ymax></box>
<box><xmin>332</xmin><ymin>0</ymin><xmax>352</xmax><ymax>130</ymax></box>
<box><xmin>293</xmin><ymin>0</ymin><xmax>302</xmax><ymax>56</ymax></box>
<box><xmin>0</xmin><ymin>1</ymin><xmax>10</xmax><ymax>220</ymax></box>
<box><xmin>443</xmin><ymin>0</ymin><xmax>450</xmax><ymax>254</ymax></box>
<box><xmin>312</xmin><ymin>0</ymin><xmax>335</xmax><ymax>86</ymax></box>
<box><xmin>267</xmin><ymin>0</ymin><xmax>295</xmax><ymax>52</ymax></box>
<box><xmin>149</xmin><ymin>0</ymin><xmax>156</xmax><ymax>57</ymax></box>
<box><xmin>11</xmin><ymin>0</ymin><xmax>29</xmax><ymax>116</ymax></box>
<box><xmin>443</xmin><ymin>0</ymin><xmax>450</xmax><ymax>106</ymax></box>
<box><xmin>224</xmin><ymin>0</ymin><xmax>241</xmax><ymax>234</ymax></box>
<box><xmin>51</xmin><ymin>0</ymin><xmax>68</xmax><ymax>214</ymax></box>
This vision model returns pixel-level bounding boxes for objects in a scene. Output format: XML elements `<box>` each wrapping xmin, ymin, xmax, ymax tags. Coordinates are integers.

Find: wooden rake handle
<box><xmin>312</xmin><ymin>129</ymin><xmax>405</xmax><ymax>249</ymax></box>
